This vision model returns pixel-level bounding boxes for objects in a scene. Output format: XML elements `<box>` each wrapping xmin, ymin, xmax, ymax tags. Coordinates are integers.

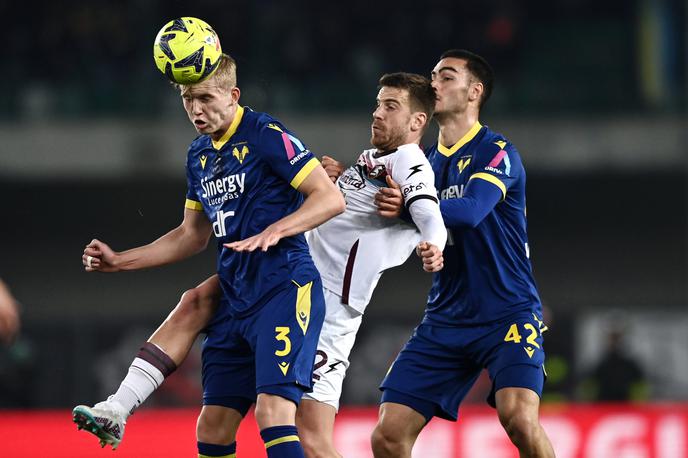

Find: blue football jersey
<box><xmin>424</xmin><ymin>122</ymin><xmax>542</xmax><ymax>326</ymax></box>
<box><xmin>185</xmin><ymin>106</ymin><xmax>321</xmax><ymax>316</ymax></box>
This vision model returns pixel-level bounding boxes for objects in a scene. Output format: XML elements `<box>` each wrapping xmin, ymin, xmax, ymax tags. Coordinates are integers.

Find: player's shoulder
<box><xmin>242</xmin><ymin>107</ymin><xmax>301</xmax><ymax>146</ymax></box>
<box><xmin>397</xmin><ymin>143</ymin><xmax>425</xmax><ymax>157</ymax></box>
<box><xmin>390</xmin><ymin>144</ymin><xmax>434</xmax><ymax>183</ymax></box>
<box><xmin>391</xmin><ymin>143</ymin><xmax>429</xmax><ymax>167</ymax></box>
<box><xmin>474</xmin><ymin>126</ymin><xmax>519</xmax><ymax>159</ymax></box>
<box><xmin>247</xmin><ymin>108</ymin><xmax>289</xmax><ymax>134</ymax></box>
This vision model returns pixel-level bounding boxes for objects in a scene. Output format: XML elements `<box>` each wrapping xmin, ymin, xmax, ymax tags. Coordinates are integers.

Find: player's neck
<box><xmin>437</xmin><ymin>111</ymin><xmax>480</xmax><ymax>148</ymax></box>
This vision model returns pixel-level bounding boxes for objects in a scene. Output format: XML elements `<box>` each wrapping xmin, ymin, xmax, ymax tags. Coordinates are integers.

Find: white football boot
<box><xmin>72</xmin><ymin>397</ymin><xmax>127</xmax><ymax>450</ymax></box>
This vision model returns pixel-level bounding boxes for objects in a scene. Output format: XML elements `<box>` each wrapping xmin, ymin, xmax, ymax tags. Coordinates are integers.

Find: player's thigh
<box><xmin>380</xmin><ymin>323</ymin><xmax>482</xmax><ymax>422</ymax></box>
<box><xmin>252</xmin><ymin>277</ymin><xmax>326</xmax><ymax>401</ymax></box>
<box><xmin>304</xmin><ymin>288</ymin><xmax>363</xmax><ymax>410</ymax></box>
<box><xmin>195</xmin><ymin>274</ymin><xmax>222</xmax><ymax>307</ymax></box>
<box><xmin>374</xmin><ymin>401</ymin><xmax>426</xmax><ymax>444</ymax></box>
<box><xmin>201</xmin><ymin>314</ymin><xmax>257</xmax><ymax>412</ymax></box>
<box><xmin>480</xmin><ymin>312</ymin><xmax>547</xmax><ymax>407</ymax></box>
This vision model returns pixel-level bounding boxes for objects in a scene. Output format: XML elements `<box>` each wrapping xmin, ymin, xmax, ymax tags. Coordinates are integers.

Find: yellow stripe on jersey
<box><xmin>212</xmin><ymin>106</ymin><xmax>245</xmax><ymax>150</ymax></box>
<box><xmin>469</xmin><ymin>172</ymin><xmax>506</xmax><ymax>200</ymax></box>
<box><xmin>185</xmin><ymin>199</ymin><xmax>203</xmax><ymax>211</ymax></box>
<box><xmin>295</xmin><ymin>280</ymin><xmax>313</xmax><ymax>335</ymax></box>
<box><xmin>199</xmin><ymin>454</ymin><xmax>236</xmax><ymax>458</ymax></box>
<box><xmin>290</xmin><ymin>157</ymin><xmax>320</xmax><ymax>189</ymax></box>
<box><xmin>264</xmin><ymin>435</ymin><xmax>300</xmax><ymax>449</ymax></box>
<box><xmin>437</xmin><ymin>121</ymin><xmax>483</xmax><ymax>157</ymax></box>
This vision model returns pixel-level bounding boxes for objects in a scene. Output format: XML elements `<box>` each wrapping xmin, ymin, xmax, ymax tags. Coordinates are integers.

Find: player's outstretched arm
<box><xmin>377</xmin><ymin>175</ymin><xmax>503</xmax><ymax>229</ymax></box>
<box><xmin>438</xmin><ymin>178</ymin><xmax>502</xmax><ymax>228</ymax></box>
<box><xmin>82</xmin><ymin>208</ymin><xmax>212</xmax><ymax>272</ymax></box>
<box><xmin>225</xmin><ymin>165</ymin><xmax>345</xmax><ymax>252</ymax></box>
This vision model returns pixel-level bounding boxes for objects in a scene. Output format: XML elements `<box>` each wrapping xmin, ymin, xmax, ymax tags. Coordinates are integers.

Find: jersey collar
<box><xmin>212</xmin><ymin>105</ymin><xmax>245</xmax><ymax>150</ymax></box>
<box><xmin>437</xmin><ymin>121</ymin><xmax>482</xmax><ymax>157</ymax></box>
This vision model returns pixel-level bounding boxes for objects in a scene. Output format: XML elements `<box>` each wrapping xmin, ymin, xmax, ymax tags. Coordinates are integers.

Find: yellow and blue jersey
<box><xmin>185</xmin><ymin>106</ymin><xmax>321</xmax><ymax>316</ymax></box>
<box><xmin>424</xmin><ymin>122</ymin><xmax>542</xmax><ymax>326</ymax></box>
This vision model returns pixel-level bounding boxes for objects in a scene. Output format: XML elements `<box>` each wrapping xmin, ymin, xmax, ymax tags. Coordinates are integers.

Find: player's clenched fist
<box><xmin>83</xmin><ymin>239</ymin><xmax>120</xmax><ymax>272</ymax></box>
<box><xmin>416</xmin><ymin>241</ymin><xmax>444</xmax><ymax>272</ymax></box>
<box><xmin>321</xmin><ymin>155</ymin><xmax>345</xmax><ymax>183</ymax></box>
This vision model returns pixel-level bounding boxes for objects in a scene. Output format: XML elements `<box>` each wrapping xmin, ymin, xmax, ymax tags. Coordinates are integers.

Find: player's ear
<box><xmin>469</xmin><ymin>81</ymin><xmax>483</xmax><ymax>104</ymax></box>
<box><xmin>230</xmin><ymin>86</ymin><xmax>241</xmax><ymax>104</ymax></box>
<box><xmin>411</xmin><ymin>112</ymin><xmax>427</xmax><ymax>132</ymax></box>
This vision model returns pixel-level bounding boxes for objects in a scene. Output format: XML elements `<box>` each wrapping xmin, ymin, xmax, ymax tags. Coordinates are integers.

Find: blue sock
<box><xmin>260</xmin><ymin>425</ymin><xmax>304</xmax><ymax>458</ymax></box>
<box><xmin>197</xmin><ymin>441</ymin><xmax>236</xmax><ymax>457</ymax></box>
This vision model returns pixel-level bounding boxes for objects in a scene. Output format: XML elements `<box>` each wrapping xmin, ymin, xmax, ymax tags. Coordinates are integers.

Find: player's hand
<box><xmin>0</xmin><ymin>295</ymin><xmax>20</xmax><ymax>346</ymax></box>
<box><xmin>416</xmin><ymin>241</ymin><xmax>444</xmax><ymax>272</ymax></box>
<box><xmin>375</xmin><ymin>175</ymin><xmax>403</xmax><ymax>218</ymax></box>
<box><xmin>321</xmin><ymin>155</ymin><xmax>345</xmax><ymax>183</ymax></box>
<box><xmin>223</xmin><ymin>226</ymin><xmax>283</xmax><ymax>253</ymax></box>
<box><xmin>82</xmin><ymin>239</ymin><xmax>120</xmax><ymax>272</ymax></box>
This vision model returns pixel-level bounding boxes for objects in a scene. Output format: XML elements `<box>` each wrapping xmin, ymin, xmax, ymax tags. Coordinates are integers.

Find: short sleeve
<box><xmin>467</xmin><ymin>139</ymin><xmax>522</xmax><ymax>200</ymax></box>
<box><xmin>390</xmin><ymin>147</ymin><xmax>438</xmax><ymax>208</ymax></box>
<box><xmin>185</xmin><ymin>154</ymin><xmax>203</xmax><ymax>211</ymax></box>
<box><xmin>255</xmin><ymin>122</ymin><xmax>320</xmax><ymax>189</ymax></box>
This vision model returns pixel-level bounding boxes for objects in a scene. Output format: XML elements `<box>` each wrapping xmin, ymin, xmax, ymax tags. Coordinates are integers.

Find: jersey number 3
<box><xmin>274</xmin><ymin>326</ymin><xmax>292</xmax><ymax>356</ymax></box>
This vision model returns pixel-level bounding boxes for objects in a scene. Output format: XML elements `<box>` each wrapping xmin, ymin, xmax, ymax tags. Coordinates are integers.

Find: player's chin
<box><xmin>370</xmin><ymin>134</ymin><xmax>389</xmax><ymax>150</ymax></box>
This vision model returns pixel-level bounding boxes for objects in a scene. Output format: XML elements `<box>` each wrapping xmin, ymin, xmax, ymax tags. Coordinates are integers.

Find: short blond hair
<box><xmin>175</xmin><ymin>53</ymin><xmax>237</xmax><ymax>91</ymax></box>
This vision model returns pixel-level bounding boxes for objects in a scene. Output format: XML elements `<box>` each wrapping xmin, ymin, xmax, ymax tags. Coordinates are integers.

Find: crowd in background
<box><xmin>3</xmin><ymin>0</ymin><xmax>682</xmax><ymax>118</ymax></box>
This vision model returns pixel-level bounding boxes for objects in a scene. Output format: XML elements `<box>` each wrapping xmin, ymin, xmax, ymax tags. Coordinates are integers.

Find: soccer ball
<box><xmin>153</xmin><ymin>17</ymin><xmax>222</xmax><ymax>84</ymax></box>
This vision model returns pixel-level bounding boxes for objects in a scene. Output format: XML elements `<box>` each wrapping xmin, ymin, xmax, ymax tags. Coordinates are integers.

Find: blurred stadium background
<box><xmin>0</xmin><ymin>0</ymin><xmax>686</xmax><ymax>456</ymax></box>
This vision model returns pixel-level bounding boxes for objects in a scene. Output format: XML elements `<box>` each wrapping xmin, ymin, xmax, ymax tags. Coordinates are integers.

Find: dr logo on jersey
<box><xmin>212</xmin><ymin>209</ymin><xmax>235</xmax><ymax>237</ymax></box>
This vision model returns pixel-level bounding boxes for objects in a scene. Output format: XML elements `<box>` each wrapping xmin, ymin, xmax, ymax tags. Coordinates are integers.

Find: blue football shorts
<box><xmin>201</xmin><ymin>276</ymin><xmax>326</xmax><ymax>414</ymax></box>
<box><xmin>380</xmin><ymin>310</ymin><xmax>547</xmax><ymax>422</ymax></box>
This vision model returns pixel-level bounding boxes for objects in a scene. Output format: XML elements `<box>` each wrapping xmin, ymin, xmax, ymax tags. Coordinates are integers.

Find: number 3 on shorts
<box><xmin>275</xmin><ymin>326</ymin><xmax>292</xmax><ymax>356</ymax></box>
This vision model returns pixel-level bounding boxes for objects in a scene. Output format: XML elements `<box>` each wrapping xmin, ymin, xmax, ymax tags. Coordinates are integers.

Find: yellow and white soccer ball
<box><xmin>153</xmin><ymin>17</ymin><xmax>222</xmax><ymax>84</ymax></box>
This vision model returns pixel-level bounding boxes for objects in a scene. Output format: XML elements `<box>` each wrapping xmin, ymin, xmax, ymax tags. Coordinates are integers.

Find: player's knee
<box><xmin>499</xmin><ymin>410</ymin><xmax>540</xmax><ymax>448</ymax></box>
<box><xmin>371</xmin><ymin>422</ymin><xmax>407</xmax><ymax>457</ymax></box>
<box><xmin>170</xmin><ymin>288</ymin><xmax>211</xmax><ymax>330</ymax></box>
<box><xmin>196</xmin><ymin>411</ymin><xmax>233</xmax><ymax>445</ymax></box>
<box><xmin>254</xmin><ymin>394</ymin><xmax>296</xmax><ymax>428</ymax></box>
<box><xmin>253</xmin><ymin>401</ymin><xmax>273</xmax><ymax>427</ymax></box>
